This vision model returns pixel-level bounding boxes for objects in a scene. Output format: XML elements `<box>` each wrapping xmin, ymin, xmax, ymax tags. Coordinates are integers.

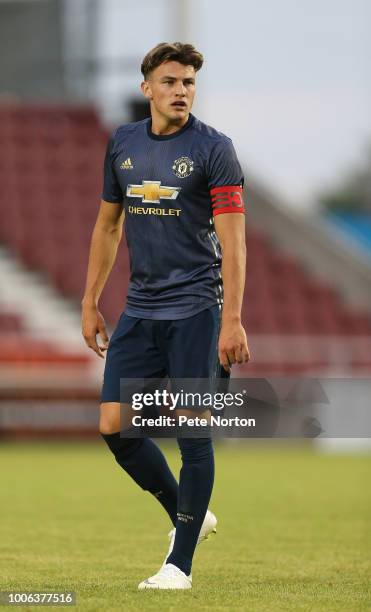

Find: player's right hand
<box><xmin>81</xmin><ymin>305</ymin><xmax>109</xmax><ymax>358</ymax></box>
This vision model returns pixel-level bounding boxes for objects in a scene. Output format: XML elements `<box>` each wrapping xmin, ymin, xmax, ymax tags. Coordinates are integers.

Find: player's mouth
<box><xmin>171</xmin><ymin>101</ymin><xmax>187</xmax><ymax>109</ymax></box>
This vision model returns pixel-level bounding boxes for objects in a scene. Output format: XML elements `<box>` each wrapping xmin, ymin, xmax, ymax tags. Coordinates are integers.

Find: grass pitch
<box><xmin>0</xmin><ymin>441</ymin><xmax>370</xmax><ymax>611</ymax></box>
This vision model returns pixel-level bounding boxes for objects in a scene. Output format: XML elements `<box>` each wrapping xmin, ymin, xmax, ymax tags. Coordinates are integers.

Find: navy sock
<box><xmin>166</xmin><ymin>437</ymin><xmax>214</xmax><ymax>576</ymax></box>
<box><xmin>101</xmin><ymin>432</ymin><xmax>178</xmax><ymax>526</ymax></box>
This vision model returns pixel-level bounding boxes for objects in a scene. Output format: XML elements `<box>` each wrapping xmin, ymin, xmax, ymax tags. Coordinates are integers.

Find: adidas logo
<box><xmin>120</xmin><ymin>157</ymin><xmax>133</xmax><ymax>170</ymax></box>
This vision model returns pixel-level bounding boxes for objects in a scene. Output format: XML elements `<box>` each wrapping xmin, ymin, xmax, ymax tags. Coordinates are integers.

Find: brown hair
<box><xmin>141</xmin><ymin>42</ymin><xmax>204</xmax><ymax>79</ymax></box>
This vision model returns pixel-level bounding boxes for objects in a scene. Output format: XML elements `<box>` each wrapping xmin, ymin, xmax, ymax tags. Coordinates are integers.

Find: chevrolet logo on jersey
<box><xmin>127</xmin><ymin>181</ymin><xmax>181</xmax><ymax>204</ymax></box>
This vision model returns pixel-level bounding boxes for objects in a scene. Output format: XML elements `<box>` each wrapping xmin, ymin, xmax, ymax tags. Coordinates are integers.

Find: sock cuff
<box><xmin>177</xmin><ymin>437</ymin><xmax>213</xmax><ymax>461</ymax></box>
<box><xmin>100</xmin><ymin>431</ymin><xmax>120</xmax><ymax>451</ymax></box>
<box><xmin>101</xmin><ymin>431</ymin><xmax>143</xmax><ymax>456</ymax></box>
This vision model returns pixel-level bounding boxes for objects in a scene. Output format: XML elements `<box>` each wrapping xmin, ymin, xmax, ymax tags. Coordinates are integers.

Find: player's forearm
<box><xmin>220</xmin><ymin>239</ymin><xmax>246</xmax><ymax>323</ymax></box>
<box><xmin>82</xmin><ymin>224</ymin><xmax>122</xmax><ymax>307</ymax></box>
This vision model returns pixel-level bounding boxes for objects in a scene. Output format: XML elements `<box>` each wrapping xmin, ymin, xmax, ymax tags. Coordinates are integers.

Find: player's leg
<box><xmin>138</xmin><ymin>428</ymin><xmax>215</xmax><ymax>590</ymax></box>
<box><xmin>138</xmin><ymin>306</ymin><xmax>225</xmax><ymax>588</ymax></box>
<box><xmin>166</xmin><ymin>414</ymin><xmax>215</xmax><ymax>576</ymax></box>
<box><xmin>100</xmin><ymin>314</ymin><xmax>178</xmax><ymax>526</ymax></box>
<box><xmin>164</xmin><ymin>306</ymin><xmax>225</xmax><ymax>577</ymax></box>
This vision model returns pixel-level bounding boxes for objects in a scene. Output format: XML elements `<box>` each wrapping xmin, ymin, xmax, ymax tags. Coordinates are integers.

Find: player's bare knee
<box><xmin>99</xmin><ymin>402</ymin><xmax>121</xmax><ymax>434</ymax></box>
<box><xmin>99</xmin><ymin>419</ymin><xmax>120</xmax><ymax>434</ymax></box>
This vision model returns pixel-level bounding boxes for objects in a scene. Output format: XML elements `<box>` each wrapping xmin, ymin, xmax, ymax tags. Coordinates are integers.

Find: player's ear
<box><xmin>141</xmin><ymin>80</ymin><xmax>153</xmax><ymax>100</ymax></box>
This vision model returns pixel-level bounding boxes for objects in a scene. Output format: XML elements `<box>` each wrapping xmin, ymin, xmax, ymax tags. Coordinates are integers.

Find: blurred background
<box><xmin>0</xmin><ymin>0</ymin><xmax>370</xmax><ymax>446</ymax></box>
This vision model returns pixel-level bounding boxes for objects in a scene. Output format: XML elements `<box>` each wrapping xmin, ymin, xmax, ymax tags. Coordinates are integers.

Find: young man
<box><xmin>82</xmin><ymin>42</ymin><xmax>250</xmax><ymax>590</ymax></box>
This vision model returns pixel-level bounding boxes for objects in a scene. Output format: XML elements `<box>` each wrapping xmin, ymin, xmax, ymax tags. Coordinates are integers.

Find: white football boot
<box><xmin>138</xmin><ymin>563</ymin><xmax>192</xmax><ymax>590</ymax></box>
<box><xmin>138</xmin><ymin>510</ymin><xmax>217</xmax><ymax>590</ymax></box>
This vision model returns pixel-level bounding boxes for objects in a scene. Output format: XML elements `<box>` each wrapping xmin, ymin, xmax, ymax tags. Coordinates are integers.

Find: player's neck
<box><xmin>150</xmin><ymin>112</ymin><xmax>189</xmax><ymax>136</ymax></box>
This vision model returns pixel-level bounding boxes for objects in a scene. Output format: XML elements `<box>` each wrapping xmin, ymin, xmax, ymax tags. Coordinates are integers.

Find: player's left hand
<box><xmin>218</xmin><ymin>319</ymin><xmax>250</xmax><ymax>373</ymax></box>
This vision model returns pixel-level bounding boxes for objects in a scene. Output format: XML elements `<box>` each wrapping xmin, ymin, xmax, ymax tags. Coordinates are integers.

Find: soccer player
<box><xmin>81</xmin><ymin>42</ymin><xmax>250</xmax><ymax>590</ymax></box>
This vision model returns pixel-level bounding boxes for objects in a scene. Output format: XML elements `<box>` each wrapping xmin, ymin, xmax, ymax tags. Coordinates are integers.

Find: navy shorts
<box><xmin>101</xmin><ymin>304</ymin><xmax>228</xmax><ymax>403</ymax></box>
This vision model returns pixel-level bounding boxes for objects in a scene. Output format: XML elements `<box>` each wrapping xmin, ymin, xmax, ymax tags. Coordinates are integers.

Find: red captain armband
<box><xmin>210</xmin><ymin>185</ymin><xmax>245</xmax><ymax>216</ymax></box>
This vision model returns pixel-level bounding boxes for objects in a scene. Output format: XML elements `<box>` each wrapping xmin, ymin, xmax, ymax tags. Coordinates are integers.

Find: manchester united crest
<box><xmin>172</xmin><ymin>156</ymin><xmax>194</xmax><ymax>178</ymax></box>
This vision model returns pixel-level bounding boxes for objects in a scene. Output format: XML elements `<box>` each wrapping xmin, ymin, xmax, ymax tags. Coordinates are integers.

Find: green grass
<box><xmin>0</xmin><ymin>441</ymin><xmax>370</xmax><ymax>611</ymax></box>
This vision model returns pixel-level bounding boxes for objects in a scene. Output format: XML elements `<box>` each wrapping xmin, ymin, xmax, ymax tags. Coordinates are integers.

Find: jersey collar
<box><xmin>146</xmin><ymin>113</ymin><xmax>194</xmax><ymax>141</ymax></box>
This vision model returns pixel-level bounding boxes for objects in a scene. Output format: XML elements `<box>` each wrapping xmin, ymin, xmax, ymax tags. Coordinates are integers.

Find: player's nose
<box><xmin>175</xmin><ymin>83</ymin><xmax>187</xmax><ymax>97</ymax></box>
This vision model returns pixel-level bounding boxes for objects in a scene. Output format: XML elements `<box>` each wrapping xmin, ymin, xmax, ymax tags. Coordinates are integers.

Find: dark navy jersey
<box><xmin>102</xmin><ymin>113</ymin><xmax>245</xmax><ymax>320</ymax></box>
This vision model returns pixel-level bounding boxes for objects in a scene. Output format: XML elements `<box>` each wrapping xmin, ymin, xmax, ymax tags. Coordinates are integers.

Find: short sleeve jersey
<box><xmin>102</xmin><ymin>113</ymin><xmax>244</xmax><ymax>320</ymax></box>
